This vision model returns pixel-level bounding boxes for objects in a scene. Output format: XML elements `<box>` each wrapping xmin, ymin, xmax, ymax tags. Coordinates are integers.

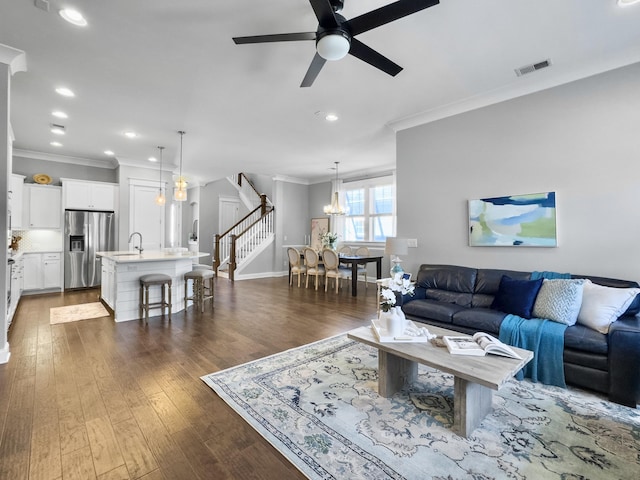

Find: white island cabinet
<box><xmin>96</xmin><ymin>250</ymin><xmax>208</xmax><ymax>322</ymax></box>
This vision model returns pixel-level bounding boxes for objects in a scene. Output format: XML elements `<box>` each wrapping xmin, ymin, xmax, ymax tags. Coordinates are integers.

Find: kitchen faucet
<box><xmin>128</xmin><ymin>231</ymin><xmax>143</xmax><ymax>253</ymax></box>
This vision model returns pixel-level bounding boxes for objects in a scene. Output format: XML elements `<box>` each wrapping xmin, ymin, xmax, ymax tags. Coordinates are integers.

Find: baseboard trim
<box><xmin>230</xmin><ymin>271</ymin><xmax>377</xmax><ymax>283</ymax></box>
<box><xmin>233</xmin><ymin>270</ymin><xmax>288</xmax><ymax>281</ymax></box>
<box><xmin>0</xmin><ymin>341</ymin><xmax>11</xmax><ymax>364</ymax></box>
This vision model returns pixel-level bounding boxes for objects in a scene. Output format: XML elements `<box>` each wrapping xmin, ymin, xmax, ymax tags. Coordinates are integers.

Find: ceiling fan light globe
<box><xmin>317</xmin><ymin>34</ymin><xmax>350</xmax><ymax>61</ymax></box>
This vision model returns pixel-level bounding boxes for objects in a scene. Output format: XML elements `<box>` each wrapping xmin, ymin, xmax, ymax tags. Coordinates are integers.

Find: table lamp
<box><xmin>385</xmin><ymin>237</ymin><xmax>408</xmax><ymax>278</ymax></box>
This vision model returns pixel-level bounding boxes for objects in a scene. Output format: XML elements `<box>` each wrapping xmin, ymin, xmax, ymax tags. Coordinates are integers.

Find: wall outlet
<box><xmin>407</xmin><ymin>238</ymin><xmax>418</xmax><ymax>248</ymax></box>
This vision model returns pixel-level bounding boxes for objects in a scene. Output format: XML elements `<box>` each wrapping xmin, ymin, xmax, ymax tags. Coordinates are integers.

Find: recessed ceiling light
<box><xmin>104</xmin><ymin>150</ymin><xmax>115</xmax><ymax>156</ymax></box>
<box><xmin>52</xmin><ymin>110</ymin><xmax>68</xmax><ymax>119</ymax></box>
<box><xmin>50</xmin><ymin>124</ymin><xmax>66</xmax><ymax>135</ymax></box>
<box><xmin>55</xmin><ymin>87</ymin><xmax>75</xmax><ymax>97</ymax></box>
<box><xmin>124</xmin><ymin>131</ymin><xmax>138</xmax><ymax>139</ymax></box>
<box><xmin>59</xmin><ymin>8</ymin><xmax>88</xmax><ymax>26</ymax></box>
<box><xmin>148</xmin><ymin>157</ymin><xmax>157</xmax><ymax>162</ymax></box>
<box><xmin>50</xmin><ymin>141</ymin><xmax>63</xmax><ymax>147</ymax></box>
<box><xmin>325</xmin><ymin>113</ymin><xmax>339</xmax><ymax>122</ymax></box>
<box><xmin>618</xmin><ymin>0</ymin><xmax>640</xmax><ymax>6</ymax></box>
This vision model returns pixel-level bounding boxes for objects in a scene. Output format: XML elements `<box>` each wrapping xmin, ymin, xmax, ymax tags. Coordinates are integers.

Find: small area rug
<box><xmin>201</xmin><ymin>335</ymin><xmax>640</xmax><ymax>480</ymax></box>
<box><xmin>50</xmin><ymin>302</ymin><xmax>109</xmax><ymax>325</ymax></box>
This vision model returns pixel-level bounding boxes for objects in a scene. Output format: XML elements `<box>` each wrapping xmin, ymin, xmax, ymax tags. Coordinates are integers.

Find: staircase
<box><xmin>214</xmin><ymin>173</ymin><xmax>274</xmax><ymax>280</ymax></box>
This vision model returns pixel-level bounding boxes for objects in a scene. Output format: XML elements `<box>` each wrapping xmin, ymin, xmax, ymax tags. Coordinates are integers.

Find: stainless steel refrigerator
<box><xmin>64</xmin><ymin>210</ymin><xmax>115</xmax><ymax>289</ymax></box>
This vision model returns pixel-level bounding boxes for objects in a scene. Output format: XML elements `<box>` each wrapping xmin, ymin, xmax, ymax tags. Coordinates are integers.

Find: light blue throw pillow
<box><xmin>532</xmin><ymin>279</ymin><xmax>585</xmax><ymax>325</ymax></box>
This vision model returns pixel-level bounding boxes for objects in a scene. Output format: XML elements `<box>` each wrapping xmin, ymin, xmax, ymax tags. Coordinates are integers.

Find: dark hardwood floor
<box><xmin>0</xmin><ymin>277</ymin><xmax>378</xmax><ymax>479</ymax></box>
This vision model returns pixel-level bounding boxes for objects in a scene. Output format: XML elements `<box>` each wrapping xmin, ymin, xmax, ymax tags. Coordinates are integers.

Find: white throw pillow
<box><xmin>532</xmin><ymin>279</ymin><xmax>585</xmax><ymax>326</ymax></box>
<box><xmin>577</xmin><ymin>280</ymin><xmax>640</xmax><ymax>334</ymax></box>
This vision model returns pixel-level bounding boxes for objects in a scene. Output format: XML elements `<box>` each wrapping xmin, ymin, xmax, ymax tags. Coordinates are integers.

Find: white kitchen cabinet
<box><xmin>43</xmin><ymin>254</ymin><xmax>61</xmax><ymax>289</ymax></box>
<box><xmin>23</xmin><ymin>184</ymin><xmax>62</xmax><ymax>229</ymax></box>
<box><xmin>9</xmin><ymin>174</ymin><xmax>25</xmax><ymax>229</ymax></box>
<box><xmin>23</xmin><ymin>252</ymin><xmax>62</xmax><ymax>292</ymax></box>
<box><xmin>63</xmin><ymin>179</ymin><xmax>116</xmax><ymax>211</ymax></box>
<box><xmin>7</xmin><ymin>255</ymin><xmax>24</xmax><ymax>328</ymax></box>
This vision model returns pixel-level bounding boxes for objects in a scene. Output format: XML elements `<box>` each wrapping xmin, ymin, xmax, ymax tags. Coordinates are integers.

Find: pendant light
<box><xmin>174</xmin><ymin>130</ymin><xmax>187</xmax><ymax>202</ymax></box>
<box><xmin>323</xmin><ymin>161</ymin><xmax>346</xmax><ymax>216</ymax></box>
<box><xmin>155</xmin><ymin>146</ymin><xmax>166</xmax><ymax>206</ymax></box>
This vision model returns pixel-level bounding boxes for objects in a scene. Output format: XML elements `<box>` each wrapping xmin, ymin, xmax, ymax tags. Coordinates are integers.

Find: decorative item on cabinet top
<box><xmin>33</xmin><ymin>173</ymin><xmax>52</xmax><ymax>184</ymax></box>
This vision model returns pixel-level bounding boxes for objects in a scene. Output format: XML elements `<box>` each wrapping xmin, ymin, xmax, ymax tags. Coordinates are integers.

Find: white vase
<box><xmin>387</xmin><ymin>307</ymin><xmax>405</xmax><ymax>338</ymax></box>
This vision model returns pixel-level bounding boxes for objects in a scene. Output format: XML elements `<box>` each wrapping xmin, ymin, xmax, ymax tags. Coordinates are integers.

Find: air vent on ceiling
<box><xmin>515</xmin><ymin>59</ymin><xmax>552</xmax><ymax>77</ymax></box>
<box><xmin>34</xmin><ymin>0</ymin><xmax>50</xmax><ymax>12</ymax></box>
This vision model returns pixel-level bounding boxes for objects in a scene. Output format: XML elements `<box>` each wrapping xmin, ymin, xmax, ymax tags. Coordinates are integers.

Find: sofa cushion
<box><xmin>563</xmin><ymin>347</ymin><xmax>608</xmax><ymax>371</ymax></box>
<box><xmin>416</xmin><ymin>264</ymin><xmax>477</xmax><ymax>293</ymax></box>
<box><xmin>474</xmin><ymin>268</ymin><xmax>531</xmax><ymax>295</ymax></box>
<box><xmin>425</xmin><ymin>289</ymin><xmax>473</xmax><ymax>308</ymax></box>
<box><xmin>564</xmin><ymin>323</ymin><xmax>608</xmax><ymax>355</ymax></box>
<box><xmin>576</xmin><ymin>280</ymin><xmax>640</xmax><ymax>334</ymax></box>
<box><xmin>532</xmin><ymin>279</ymin><xmax>585</xmax><ymax>326</ymax></box>
<box><xmin>401</xmin><ymin>299</ymin><xmax>465</xmax><ymax>324</ymax></box>
<box><xmin>451</xmin><ymin>308</ymin><xmax>506</xmax><ymax>335</ymax></box>
<box><xmin>491</xmin><ymin>276</ymin><xmax>543</xmax><ymax>318</ymax></box>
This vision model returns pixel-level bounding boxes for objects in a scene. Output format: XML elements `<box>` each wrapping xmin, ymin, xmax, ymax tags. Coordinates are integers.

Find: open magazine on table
<box><xmin>443</xmin><ymin>332</ymin><xmax>522</xmax><ymax>359</ymax></box>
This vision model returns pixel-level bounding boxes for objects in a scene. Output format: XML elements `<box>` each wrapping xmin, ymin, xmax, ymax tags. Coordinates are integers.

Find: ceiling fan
<box><xmin>232</xmin><ymin>0</ymin><xmax>440</xmax><ymax>87</ymax></box>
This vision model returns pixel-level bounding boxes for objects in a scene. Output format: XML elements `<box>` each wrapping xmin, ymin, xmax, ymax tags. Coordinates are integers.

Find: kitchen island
<box><xmin>97</xmin><ymin>250</ymin><xmax>209</xmax><ymax>322</ymax></box>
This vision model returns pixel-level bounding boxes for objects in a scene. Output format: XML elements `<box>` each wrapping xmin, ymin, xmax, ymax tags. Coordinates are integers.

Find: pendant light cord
<box><xmin>158</xmin><ymin>146</ymin><xmax>164</xmax><ymax>186</ymax></box>
<box><xmin>178</xmin><ymin>130</ymin><xmax>185</xmax><ymax>180</ymax></box>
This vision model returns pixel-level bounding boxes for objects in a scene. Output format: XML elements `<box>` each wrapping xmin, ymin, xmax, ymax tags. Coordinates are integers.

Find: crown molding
<box><xmin>272</xmin><ymin>174</ymin><xmax>310</xmax><ymax>185</ymax></box>
<box><xmin>387</xmin><ymin>50</ymin><xmax>640</xmax><ymax>132</ymax></box>
<box><xmin>0</xmin><ymin>44</ymin><xmax>26</xmax><ymax>75</ymax></box>
<box><xmin>13</xmin><ymin>148</ymin><xmax>118</xmax><ymax>169</ymax></box>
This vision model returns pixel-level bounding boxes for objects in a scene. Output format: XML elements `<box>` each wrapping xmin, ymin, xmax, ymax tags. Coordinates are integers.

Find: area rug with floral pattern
<box><xmin>201</xmin><ymin>335</ymin><xmax>640</xmax><ymax>479</ymax></box>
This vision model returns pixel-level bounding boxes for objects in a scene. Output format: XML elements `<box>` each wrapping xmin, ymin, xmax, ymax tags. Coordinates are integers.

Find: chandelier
<box><xmin>323</xmin><ymin>161</ymin><xmax>346</xmax><ymax>216</ymax></box>
<box><xmin>174</xmin><ymin>130</ymin><xmax>187</xmax><ymax>202</ymax></box>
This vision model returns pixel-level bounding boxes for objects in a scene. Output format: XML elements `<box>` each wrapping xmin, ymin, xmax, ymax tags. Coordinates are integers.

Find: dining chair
<box><xmin>303</xmin><ymin>247</ymin><xmax>325</xmax><ymax>290</ymax></box>
<box><xmin>287</xmin><ymin>247</ymin><xmax>307</xmax><ymax>287</ymax></box>
<box><xmin>322</xmin><ymin>248</ymin><xmax>352</xmax><ymax>294</ymax></box>
<box><xmin>354</xmin><ymin>246</ymin><xmax>370</xmax><ymax>289</ymax></box>
<box><xmin>337</xmin><ymin>245</ymin><xmax>352</xmax><ymax>268</ymax></box>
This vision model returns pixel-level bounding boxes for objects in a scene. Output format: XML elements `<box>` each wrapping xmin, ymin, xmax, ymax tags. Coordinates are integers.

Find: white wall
<box><xmin>397</xmin><ymin>62</ymin><xmax>640</xmax><ymax>282</ymax></box>
<box><xmin>13</xmin><ymin>155</ymin><xmax>117</xmax><ymax>184</ymax></box>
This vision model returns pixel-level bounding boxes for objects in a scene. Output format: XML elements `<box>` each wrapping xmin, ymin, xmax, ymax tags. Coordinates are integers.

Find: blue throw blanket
<box><xmin>531</xmin><ymin>271</ymin><xmax>571</xmax><ymax>280</ymax></box>
<box><xmin>499</xmin><ymin>271</ymin><xmax>570</xmax><ymax>388</ymax></box>
<box><xmin>499</xmin><ymin>315</ymin><xmax>567</xmax><ymax>387</ymax></box>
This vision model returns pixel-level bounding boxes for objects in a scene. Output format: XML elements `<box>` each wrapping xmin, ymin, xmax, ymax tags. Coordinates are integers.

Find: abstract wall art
<box><xmin>469</xmin><ymin>192</ymin><xmax>557</xmax><ymax>247</ymax></box>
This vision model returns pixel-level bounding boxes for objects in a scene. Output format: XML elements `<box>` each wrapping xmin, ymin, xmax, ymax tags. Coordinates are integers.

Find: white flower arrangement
<box><xmin>379</xmin><ymin>273</ymin><xmax>415</xmax><ymax>312</ymax></box>
<box><xmin>320</xmin><ymin>231</ymin><xmax>338</xmax><ymax>247</ymax></box>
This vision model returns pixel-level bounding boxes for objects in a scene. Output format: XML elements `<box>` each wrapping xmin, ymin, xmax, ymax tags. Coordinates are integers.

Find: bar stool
<box><xmin>139</xmin><ymin>274</ymin><xmax>172</xmax><ymax>323</ymax></box>
<box><xmin>184</xmin><ymin>269</ymin><xmax>214</xmax><ymax>313</ymax></box>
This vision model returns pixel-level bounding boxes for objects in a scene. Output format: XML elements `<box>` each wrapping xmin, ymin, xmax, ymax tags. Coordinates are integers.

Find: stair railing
<box><xmin>214</xmin><ymin>193</ymin><xmax>274</xmax><ymax>280</ymax></box>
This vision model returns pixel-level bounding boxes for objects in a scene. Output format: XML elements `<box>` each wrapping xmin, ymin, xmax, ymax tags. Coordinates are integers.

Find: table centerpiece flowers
<box><xmin>320</xmin><ymin>231</ymin><xmax>339</xmax><ymax>250</ymax></box>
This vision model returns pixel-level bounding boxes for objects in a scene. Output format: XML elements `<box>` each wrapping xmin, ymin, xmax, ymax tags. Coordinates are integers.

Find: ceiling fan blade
<box><xmin>348</xmin><ymin>38</ymin><xmax>402</xmax><ymax>77</ymax></box>
<box><xmin>309</xmin><ymin>0</ymin><xmax>340</xmax><ymax>28</ymax></box>
<box><xmin>300</xmin><ymin>53</ymin><xmax>327</xmax><ymax>88</ymax></box>
<box><xmin>346</xmin><ymin>0</ymin><xmax>439</xmax><ymax>37</ymax></box>
<box><xmin>233</xmin><ymin>32</ymin><xmax>316</xmax><ymax>44</ymax></box>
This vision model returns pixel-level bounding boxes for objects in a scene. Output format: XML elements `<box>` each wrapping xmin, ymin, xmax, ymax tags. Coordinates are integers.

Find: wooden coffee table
<box><xmin>347</xmin><ymin>324</ymin><xmax>533</xmax><ymax>438</ymax></box>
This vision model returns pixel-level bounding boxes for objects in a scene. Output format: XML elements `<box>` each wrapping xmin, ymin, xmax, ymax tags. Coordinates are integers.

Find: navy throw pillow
<box><xmin>491</xmin><ymin>275</ymin><xmax>543</xmax><ymax>318</ymax></box>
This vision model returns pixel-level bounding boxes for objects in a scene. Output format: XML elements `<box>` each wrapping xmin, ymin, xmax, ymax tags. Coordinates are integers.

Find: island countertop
<box><xmin>96</xmin><ymin>250</ymin><xmax>209</xmax><ymax>263</ymax></box>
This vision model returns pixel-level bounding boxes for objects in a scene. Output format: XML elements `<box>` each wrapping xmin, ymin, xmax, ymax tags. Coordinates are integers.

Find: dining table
<box><xmin>338</xmin><ymin>254</ymin><xmax>383</xmax><ymax>296</ymax></box>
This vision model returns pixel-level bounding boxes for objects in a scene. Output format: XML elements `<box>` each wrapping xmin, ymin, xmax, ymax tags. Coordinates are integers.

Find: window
<box><xmin>342</xmin><ymin>175</ymin><xmax>395</xmax><ymax>242</ymax></box>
